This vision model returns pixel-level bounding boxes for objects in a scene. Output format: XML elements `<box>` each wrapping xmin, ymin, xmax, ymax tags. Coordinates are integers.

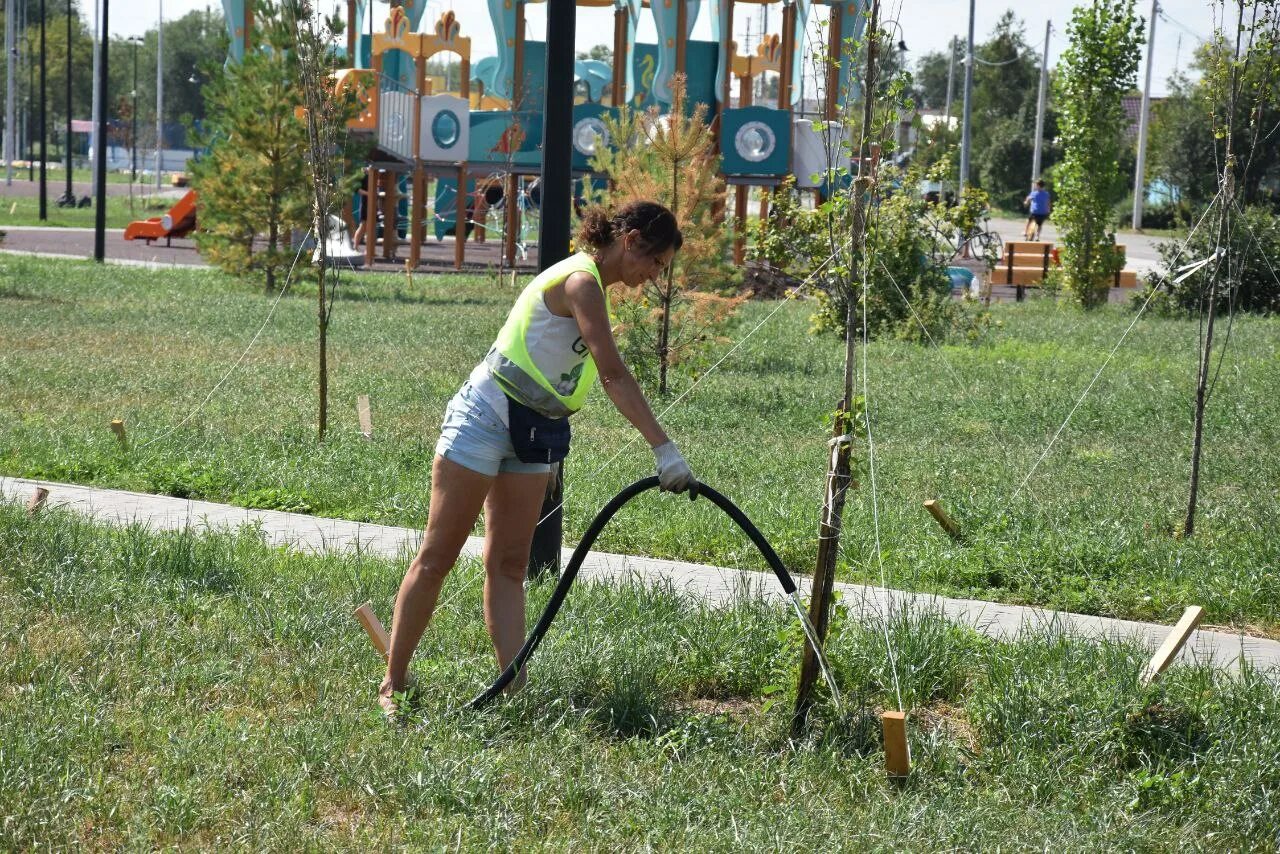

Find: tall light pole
<box><xmin>93</xmin><ymin>0</ymin><xmax>109</xmax><ymax>261</ymax></box>
<box><xmin>39</xmin><ymin>0</ymin><xmax>47</xmax><ymax>220</ymax></box>
<box><xmin>1132</xmin><ymin>0</ymin><xmax>1158</xmax><ymax>230</ymax></box>
<box><xmin>155</xmin><ymin>0</ymin><xmax>164</xmax><ymax>189</ymax></box>
<box><xmin>58</xmin><ymin>0</ymin><xmax>74</xmax><ymax>207</ymax></box>
<box><xmin>943</xmin><ymin>36</ymin><xmax>956</xmax><ymax>126</ymax></box>
<box><xmin>90</xmin><ymin>0</ymin><xmax>100</xmax><ymax>195</ymax></box>
<box><xmin>1030</xmin><ymin>20</ymin><xmax>1051</xmax><ymax>185</ymax></box>
<box><xmin>528</xmin><ymin>0</ymin><xmax>578</xmax><ymax>580</ymax></box>
<box><xmin>4</xmin><ymin>0</ymin><xmax>15</xmax><ymax>185</ymax></box>
<box><xmin>958</xmin><ymin>0</ymin><xmax>975</xmax><ymax>194</ymax></box>
<box><xmin>130</xmin><ymin>36</ymin><xmax>140</xmax><ymax>183</ymax></box>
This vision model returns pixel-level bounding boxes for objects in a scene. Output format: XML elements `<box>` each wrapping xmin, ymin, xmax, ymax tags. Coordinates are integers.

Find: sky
<box><xmin>104</xmin><ymin>0</ymin><xmax>1218</xmax><ymax>98</ymax></box>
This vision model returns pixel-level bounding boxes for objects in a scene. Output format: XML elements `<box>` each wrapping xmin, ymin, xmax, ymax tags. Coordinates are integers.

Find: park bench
<box><xmin>990</xmin><ymin>240</ymin><xmax>1139</xmax><ymax>301</ymax></box>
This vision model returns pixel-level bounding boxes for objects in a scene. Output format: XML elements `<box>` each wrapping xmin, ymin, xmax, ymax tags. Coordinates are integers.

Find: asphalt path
<box><xmin>0</xmin><ymin>176</ymin><xmax>185</xmax><ymax>200</ymax></box>
<box><xmin>985</xmin><ymin>215</ymin><xmax>1172</xmax><ymax>276</ymax></box>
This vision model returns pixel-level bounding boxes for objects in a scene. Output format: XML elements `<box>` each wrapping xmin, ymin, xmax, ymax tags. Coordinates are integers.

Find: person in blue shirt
<box><xmin>1023</xmin><ymin>180</ymin><xmax>1052</xmax><ymax>240</ymax></box>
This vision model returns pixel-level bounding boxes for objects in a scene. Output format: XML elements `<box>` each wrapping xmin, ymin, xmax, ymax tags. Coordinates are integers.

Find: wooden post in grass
<box><xmin>26</xmin><ymin>486</ymin><xmax>49</xmax><ymax>516</ymax></box>
<box><xmin>1140</xmin><ymin>606</ymin><xmax>1204</xmax><ymax>685</ymax></box>
<box><xmin>357</xmin><ymin>394</ymin><xmax>373</xmax><ymax>439</ymax></box>
<box><xmin>882</xmin><ymin>710</ymin><xmax>911</xmax><ymax>778</ymax></box>
<box><xmin>354</xmin><ymin>602</ymin><xmax>390</xmax><ymax>660</ymax></box>
<box><xmin>110</xmin><ymin>419</ymin><xmax>127</xmax><ymax>448</ymax></box>
<box><xmin>792</xmin><ymin>0</ymin><xmax>881</xmax><ymax>739</ymax></box>
<box><xmin>923</xmin><ymin>499</ymin><xmax>962</xmax><ymax>539</ymax></box>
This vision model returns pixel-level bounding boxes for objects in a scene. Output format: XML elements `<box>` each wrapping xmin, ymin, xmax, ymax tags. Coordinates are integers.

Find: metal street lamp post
<box><xmin>155</xmin><ymin>0</ymin><xmax>164</xmax><ymax>189</ymax></box>
<box><xmin>130</xmin><ymin>36</ymin><xmax>140</xmax><ymax>183</ymax></box>
<box><xmin>93</xmin><ymin>0</ymin><xmax>109</xmax><ymax>261</ymax></box>
<box><xmin>38</xmin><ymin>0</ymin><xmax>47</xmax><ymax>220</ymax></box>
<box><xmin>58</xmin><ymin>0</ymin><xmax>75</xmax><ymax>207</ymax></box>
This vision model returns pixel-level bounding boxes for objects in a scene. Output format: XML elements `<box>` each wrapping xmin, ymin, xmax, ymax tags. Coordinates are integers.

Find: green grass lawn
<box><xmin>2</xmin><ymin>505</ymin><xmax>1278</xmax><ymax>848</ymax></box>
<box><xmin>0</xmin><ymin>189</ymin><xmax>176</xmax><ymax>230</ymax></box>
<box><xmin>1</xmin><ymin>255</ymin><xmax>1278</xmax><ymax>635</ymax></box>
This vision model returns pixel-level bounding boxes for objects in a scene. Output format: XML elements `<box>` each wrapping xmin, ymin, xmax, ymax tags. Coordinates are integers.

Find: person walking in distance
<box><xmin>1023</xmin><ymin>180</ymin><xmax>1051</xmax><ymax>241</ymax></box>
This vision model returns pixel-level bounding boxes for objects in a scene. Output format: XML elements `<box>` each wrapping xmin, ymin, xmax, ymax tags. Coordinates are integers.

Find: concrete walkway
<box><xmin>5</xmin><ymin>475</ymin><xmax>1277</xmax><ymax>675</ymax></box>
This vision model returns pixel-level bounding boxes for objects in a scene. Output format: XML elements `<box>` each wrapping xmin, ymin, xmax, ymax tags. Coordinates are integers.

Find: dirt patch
<box><xmin>909</xmin><ymin>702</ymin><xmax>981</xmax><ymax>755</ymax></box>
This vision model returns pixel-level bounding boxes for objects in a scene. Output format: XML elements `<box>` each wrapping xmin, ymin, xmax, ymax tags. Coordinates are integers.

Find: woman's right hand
<box><xmin>653</xmin><ymin>441</ymin><xmax>697</xmax><ymax>496</ymax></box>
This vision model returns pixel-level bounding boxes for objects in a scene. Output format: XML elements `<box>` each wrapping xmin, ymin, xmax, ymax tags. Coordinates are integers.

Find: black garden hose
<box><xmin>467</xmin><ymin>476</ymin><xmax>799</xmax><ymax>710</ymax></box>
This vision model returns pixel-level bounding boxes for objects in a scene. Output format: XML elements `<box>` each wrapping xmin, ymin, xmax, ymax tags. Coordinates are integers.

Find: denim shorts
<box><xmin>434</xmin><ymin>381</ymin><xmax>552</xmax><ymax>477</ymax></box>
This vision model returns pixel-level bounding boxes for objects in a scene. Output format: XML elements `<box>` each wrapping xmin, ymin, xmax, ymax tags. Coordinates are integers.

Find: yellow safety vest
<box><xmin>484</xmin><ymin>252</ymin><xmax>606</xmax><ymax>418</ymax></box>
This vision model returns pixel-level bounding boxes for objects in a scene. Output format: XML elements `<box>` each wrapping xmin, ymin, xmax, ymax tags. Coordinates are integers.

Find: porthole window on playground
<box><xmin>573</xmin><ymin>118</ymin><xmax>609</xmax><ymax>156</ymax></box>
<box><xmin>735</xmin><ymin>121</ymin><xmax>775</xmax><ymax>162</ymax></box>
<box><xmin>432</xmin><ymin>110</ymin><xmax>461</xmax><ymax>148</ymax></box>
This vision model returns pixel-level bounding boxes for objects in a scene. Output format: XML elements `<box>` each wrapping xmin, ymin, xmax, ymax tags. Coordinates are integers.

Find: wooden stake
<box><xmin>882</xmin><ymin>710</ymin><xmax>911</xmax><ymax>778</ymax></box>
<box><xmin>357</xmin><ymin>394</ymin><xmax>373</xmax><ymax>439</ymax></box>
<box><xmin>26</xmin><ymin>486</ymin><xmax>49</xmax><ymax>516</ymax></box>
<box><xmin>354</xmin><ymin>602</ymin><xmax>390</xmax><ymax>660</ymax></box>
<box><xmin>923</xmin><ymin>499</ymin><xmax>961</xmax><ymax>539</ymax></box>
<box><xmin>1140</xmin><ymin>605</ymin><xmax>1205</xmax><ymax>685</ymax></box>
<box><xmin>110</xmin><ymin>419</ymin><xmax>127</xmax><ymax>448</ymax></box>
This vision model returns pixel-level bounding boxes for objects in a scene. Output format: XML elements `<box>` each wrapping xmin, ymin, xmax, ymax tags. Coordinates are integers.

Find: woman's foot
<box><xmin>377</xmin><ymin>678</ymin><xmax>420</xmax><ymax>724</ymax></box>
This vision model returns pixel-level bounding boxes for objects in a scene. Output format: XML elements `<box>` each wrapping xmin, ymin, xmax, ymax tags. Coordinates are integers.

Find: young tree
<box><xmin>191</xmin><ymin>1</ymin><xmax>311</xmax><ymax>294</ymax></box>
<box><xmin>1053</xmin><ymin>0</ymin><xmax>1144</xmax><ymax>307</ymax></box>
<box><xmin>1182</xmin><ymin>0</ymin><xmax>1280</xmax><ymax>537</ymax></box>
<box><xmin>287</xmin><ymin>0</ymin><xmax>361</xmax><ymax>441</ymax></box>
<box><xmin>588</xmin><ymin>74</ymin><xmax>742</xmax><ymax>395</ymax></box>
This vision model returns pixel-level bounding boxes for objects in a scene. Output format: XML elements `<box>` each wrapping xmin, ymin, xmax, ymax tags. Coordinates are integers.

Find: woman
<box><xmin>380</xmin><ymin>200</ymin><xmax>696</xmax><ymax>717</ymax></box>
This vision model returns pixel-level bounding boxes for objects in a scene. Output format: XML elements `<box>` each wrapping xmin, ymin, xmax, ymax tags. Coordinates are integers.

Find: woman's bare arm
<box><xmin>563</xmin><ymin>272</ymin><xmax>669</xmax><ymax>448</ymax></box>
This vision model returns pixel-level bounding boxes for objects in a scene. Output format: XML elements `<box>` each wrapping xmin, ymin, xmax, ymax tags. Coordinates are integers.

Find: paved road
<box><xmin>0</xmin><ymin>226</ymin><xmax>540</xmax><ymax>272</ymax></box>
<box><xmin>0</xmin><ymin>227</ymin><xmax>207</xmax><ymax>267</ymax></box>
<box><xmin>986</xmin><ymin>215</ymin><xmax>1171</xmax><ymax>276</ymax></box>
<box><xmin>0</xmin><ymin>176</ymin><xmax>186</xmax><ymax>200</ymax></box>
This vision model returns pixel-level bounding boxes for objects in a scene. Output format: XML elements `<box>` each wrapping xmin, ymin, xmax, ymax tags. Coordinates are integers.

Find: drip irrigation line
<box><xmin>854</xmin><ymin>162</ymin><xmax>905</xmax><ymax>716</ymax></box>
<box><xmin>998</xmin><ymin>189</ymin><xmax>1223</xmax><ymax>515</ymax></box>
<box><xmin>466</xmin><ymin>477</ymin><xmax>798</xmax><ymax>710</ymax></box>
<box><xmin>525</xmin><ymin>243</ymin><xmax>846</xmax><ymax>533</ymax></box>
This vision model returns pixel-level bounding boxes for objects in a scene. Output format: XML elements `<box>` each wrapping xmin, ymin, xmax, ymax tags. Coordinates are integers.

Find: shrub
<box><xmin>750</xmin><ymin>167</ymin><xmax>991</xmax><ymax>344</ymax></box>
<box><xmin>1137</xmin><ymin>204</ymin><xmax>1280</xmax><ymax>316</ymax></box>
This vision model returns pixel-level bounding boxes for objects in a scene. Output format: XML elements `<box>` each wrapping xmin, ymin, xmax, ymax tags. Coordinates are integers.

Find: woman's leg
<box><xmin>383</xmin><ymin>454</ymin><xmax>492</xmax><ymax>696</ymax></box>
<box><xmin>481</xmin><ymin>469</ymin><xmax>552</xmax><ymax>691</ymax></box>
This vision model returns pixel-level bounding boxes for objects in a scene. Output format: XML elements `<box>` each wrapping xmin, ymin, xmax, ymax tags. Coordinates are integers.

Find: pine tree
<box><xmin>191</xmin><ymin>1</ymin><xmax>310</xmax><ymax>294</ymax></box>
<box><xmin>588</xmin><ymin>75</ymin><xmax>742</xmax><ymax>395</ymax></box>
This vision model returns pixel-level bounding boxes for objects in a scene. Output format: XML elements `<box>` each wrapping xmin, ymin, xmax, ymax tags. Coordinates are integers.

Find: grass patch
<box><xmin>1</xmin><ymin>504</ymin><xmax>1278</xmax><ymax>847</ymax></box>
<box><xmin>0</xmin><ymin>190</ymin><xmax>175</xmax><ymax>230</ymax></box>
<box><xmin>1</xmin><ymin>254</ymin><xmax>1278</xmax><ymax>633</ymax></box>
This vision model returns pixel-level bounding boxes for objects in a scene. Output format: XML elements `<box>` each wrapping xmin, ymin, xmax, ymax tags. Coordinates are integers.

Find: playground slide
<box><xmin>124</xmin><ymin>190</ymin><xmax>198</xmax><ymax>244</ymax></box>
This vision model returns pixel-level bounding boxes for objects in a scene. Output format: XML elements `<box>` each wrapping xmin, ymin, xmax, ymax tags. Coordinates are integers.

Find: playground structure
<box><xmin>215</xmin><ymin>0</ymin><xmax>871</xmax><ymax>270</ymax></box>
<box><xmin>123</xmin><ymin>189</ymin><xmax>199</xmax><ymax>245</ymax></box>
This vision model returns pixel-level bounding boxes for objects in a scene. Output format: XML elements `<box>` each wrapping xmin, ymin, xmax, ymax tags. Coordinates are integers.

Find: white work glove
<box><xmin>652</xmin><ymin>441</ymin><xmax>697</xmax><ymax>497</ymax></box>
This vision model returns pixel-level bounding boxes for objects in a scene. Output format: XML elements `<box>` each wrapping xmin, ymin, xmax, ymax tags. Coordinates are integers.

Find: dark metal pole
<box><xmin>958</xmin><ymin>0</ymin><xmax>975</xmax><ymax>195</ymax></box>
<box><xmin>27</xmin><ymin>24</ymin><xmax>34</xmax><ymax>181</ymax></box>
<box><xmin>527</xmin><ymin>0</ymin><xmax>576</xmax><ymax>580</ymax></box>
<box><xmin>59</xmin><ymin>0</ymin><xmax>73</xmax><ymax>205</ymax></box>
<box><xmin>39</xmin><ymin>0</ymin><xmax>47</xmax><ymax>220</ymax></box>
<box><xmin>131</xmin><ymin>38</ymin><xmax>137</xmax><ymax>182</ymax></box>
<box><xmin>93</xmin><ymin>0</ymin><xmax>108</xmax><ymax>261</ymax></box>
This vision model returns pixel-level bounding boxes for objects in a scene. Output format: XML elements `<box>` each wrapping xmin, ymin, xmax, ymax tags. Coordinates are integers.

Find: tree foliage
<box><xmin>1150</xmin><ymin>31</ymin><xmax>1280</xmax><ymax>211</ymax></box>
<box><xmin>912</xmin><ymin>13</ymin><xmax>1059</xmax><ymax>206</ymax></box>
<box><xmin>1053</xmin><ymin>0</ymin><xmax>1144</xmax><ymax>307</ymax></box>
<box><xmin>587</xmin><ymin>75</ymin><xmax>742</xmax><ymax>395</ymax></box>
<box><xmin>190</xmin><ymin>1</ymin><xmax>310</xmax><ymax>293</ymax></box>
